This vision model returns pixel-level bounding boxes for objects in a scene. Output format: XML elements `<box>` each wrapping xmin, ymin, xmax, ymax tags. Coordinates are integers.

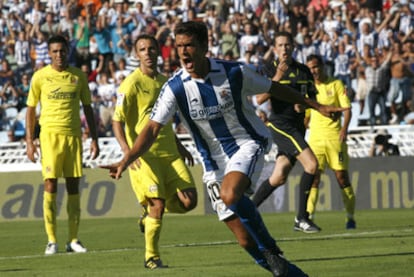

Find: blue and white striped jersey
<box><xmin>150</xmin><ymin>58</ymin><xmax>272</xmax><ymax>172</ymax></box>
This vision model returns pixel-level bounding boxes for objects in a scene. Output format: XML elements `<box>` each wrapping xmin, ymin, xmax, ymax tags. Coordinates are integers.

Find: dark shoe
<box><xmin>262</xmin><ymin>246</ymin><xmax>289</xmax><ymax>277</ymax></box>
<box><xmin>144</xmin><ymin>256</ymin><xmax>168</xmax><ymax>269</ymax></box>
<box><xmin>346</xmin><ymin>219</ymin><xmax>356</xmax><ymax>229</ymax></box>
<box><xmin>294</xmin><ymin>218</ymin><xmax>321</xmax><ymax>233</ymax></box>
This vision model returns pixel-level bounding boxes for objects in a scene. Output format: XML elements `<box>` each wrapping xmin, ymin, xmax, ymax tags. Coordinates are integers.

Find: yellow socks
<box><xmin>306</xmin><ymin>187</ymin><xmax>319</xmax><ymax>219</ymax></box>
<box><xmin>342</xmin><ymin>186</ymin><xmax>356</xmax><ymax>220</ymax></box>
<box><xmin>67</xmin><ymin>194</ymin><xmax>80</xmax><ymax>242</ymax></box>
<box><xmin>145</xmin><ymin>217</ymin><xmax>162</xmax><ymax>261</ymax></box>
<box><xmin>43</xmin><ymin>192</ymin><xmax>57</xmax><ymax>243</ymax></box>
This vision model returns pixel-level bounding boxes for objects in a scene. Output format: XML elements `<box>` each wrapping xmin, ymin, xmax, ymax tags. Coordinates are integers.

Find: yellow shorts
<box><xmin>40</xmin><ymin>131</ymin><xmax>83</xmax><ymax>180</ymax></box>
<box><xmin>131</xmin><ymin>156</ymin><xmax>195</xmax><ymax>205</ymax></box>
<box><xmin>309</xmin><ymin>138</ymin><xmax>349</xmax><ymax>172</ymax></box>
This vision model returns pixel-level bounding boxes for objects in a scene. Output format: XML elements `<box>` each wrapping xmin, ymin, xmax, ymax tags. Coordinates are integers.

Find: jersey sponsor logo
<box><xmin>189</xmin><ymin>100</ymin><xmax>234</xmax><ymax>121</ymax></box>
<box><xmin>48</xmin><ymin>89</ymin><xmax>76</xmax><ymax>100</ymax></box>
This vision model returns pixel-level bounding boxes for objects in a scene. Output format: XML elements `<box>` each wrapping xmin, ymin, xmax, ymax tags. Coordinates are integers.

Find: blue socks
<box><xmin>228</xmin><ymin>195</ymin><xmax>276</xmax><ymax>251</ymax></box>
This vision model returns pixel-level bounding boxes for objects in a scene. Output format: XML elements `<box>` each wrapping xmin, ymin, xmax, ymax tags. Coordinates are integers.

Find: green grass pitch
<box><xmin>0</xmin><ymin>209</ymin><xmax>413</xmax><ymax>276</ymax></box>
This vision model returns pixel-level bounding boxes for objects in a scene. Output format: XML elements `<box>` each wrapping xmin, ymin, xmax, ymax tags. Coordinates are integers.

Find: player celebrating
<box><xmin>102</xmin><ymin>21</ymin><xmax>347</xmax><ymax>277</ymax></box>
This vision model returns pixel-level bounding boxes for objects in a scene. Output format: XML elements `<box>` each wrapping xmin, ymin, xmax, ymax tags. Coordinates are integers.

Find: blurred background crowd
<box><xmin>0</xmin><ymin>0</ymin><xmax>413</xmax><ymax>143</ymax></box>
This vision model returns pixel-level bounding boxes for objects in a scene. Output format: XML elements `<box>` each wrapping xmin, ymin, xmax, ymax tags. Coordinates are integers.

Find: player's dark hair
<box><xmin>134</xmin><ymin>34</ymin><xmax>160</xmax><ymax>52</ymax></box>
<box><xmin>174</xmin><ymin>21</ymin><xmax>208</xmax><ymax>48</ymax></box>
<box><xmin>47</xmin><ymin>35</ymin><xmax>68</xmax><ymax>50</ymax></box>
<box><xmin>306</xmin><ymin>54</ymin><xmax>323</xmax><ymax>65</ymax></box>
<box><xmin>274</xmin><ymin>31</ymin><xmax>294</xmax><ymax>44</ymax></box>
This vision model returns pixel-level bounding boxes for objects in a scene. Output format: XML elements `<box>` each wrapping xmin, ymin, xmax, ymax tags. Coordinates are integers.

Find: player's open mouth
<box><xmin>182</xmin><ymin>58</ymin><xmax>194</xmax><ymax>70</ymax></box>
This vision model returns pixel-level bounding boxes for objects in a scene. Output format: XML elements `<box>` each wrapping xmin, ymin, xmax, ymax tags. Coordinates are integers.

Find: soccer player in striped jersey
<box><xmin>102</xmin><ymin>21</ymin><xmax>347</xmax><ymax>277</ymax></box>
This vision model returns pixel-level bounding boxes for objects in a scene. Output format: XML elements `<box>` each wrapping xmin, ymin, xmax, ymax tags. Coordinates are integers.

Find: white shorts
<box><xmin>204</xmin><ymin>140</ymin><xmax>265</xmax><ymax>221</ymax></box>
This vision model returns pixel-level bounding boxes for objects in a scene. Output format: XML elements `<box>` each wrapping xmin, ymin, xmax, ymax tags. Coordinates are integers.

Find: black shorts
<box><xmin>267</xmin><ymin>122</ymin><xmax>309</xmax><ymax>165</ymax></box>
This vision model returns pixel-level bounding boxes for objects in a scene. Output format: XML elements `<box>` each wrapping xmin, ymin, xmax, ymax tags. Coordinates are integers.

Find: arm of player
<box><xmin>83</xmin><ymin>104</ymin><xmax>100</xmax><ymax>159</ymax></box>
<box><xmin>101</xmin><ymin>119</ymin><xmax>162</xmax><ymax>179</ymax></box>
<box><xmin>112</xmin><ymin>119</ymin><xmax>141</xmax><ymax>170</ymax></box>
<box><xmin>340</xmin><ymin>108</ymin><xmax>352</xmax><ymax>143</ymax></box>
<box><xmin>269</xmin><ymin>81</ymin><xmax>349</xmax><ymax>117</ymax></box>
<box><xmin>25</xmin><ymin>106</ymin><xmax>38</xmax><ymax>163</ymax></box>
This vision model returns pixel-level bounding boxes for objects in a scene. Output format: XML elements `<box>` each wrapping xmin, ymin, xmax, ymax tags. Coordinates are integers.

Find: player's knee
<box><xmin>269</xmin><ymin>175</ymin><xmax>287</xmax><ymax>186</ymax></box>
<box><xmin>220</xmin><ymin>188</ymin><xmax>235</xmax><ymax>207</ymax></box>
<box><xmin>304</xmin><ymin>162</ymin><xmax>318</xmax><ymax>174</ymax></box>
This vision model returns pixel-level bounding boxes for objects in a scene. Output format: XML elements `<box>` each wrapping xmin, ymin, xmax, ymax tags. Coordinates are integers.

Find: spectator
<box><xmin>74</xmin><ymin>14</ymin><xmax>91</xmax><ymax>67</ymax></box>
<box><xmin>333</xmin><ymin>41</ymin><xmax>354</xmax><ymax>100</ymax></box>
<box><xmin>110</xmin><ymin>15</ymin><xmax>132</xmax><ymax>63</ymax></box>
<box><xmin>57</xmin><ymin>8</ymin><xmax>74</xmax><ymax>40</ymax></box>
<box><xmin>14</xmin><ymin>30</ymin><xmax>32</xmax><ymax>77</ymax></box>
<box><xmin>31</xmin><ymin>30</ymin><xmax>51</xmax><ymax>69</ymax></box>
<box><xmin>0</xmin><ymin>59</ymin><xmax>14</xmax><ymax>85</ymax></box>
<box><xmin>26</xmin><ymin>0</ymin><xmax>44</xmax><ymax>26</ymax></box>
<box><xmin>369</xmin><ymin>129</ymin><xmax>400</xmax><ymax>156</ymax></box>
<box><xmin>40</xmin><ymin>11</ymin><xmax>59</xmax><ymax>37</ymax></box>
<box><xmin>16</xmin><ymin>73</ymin><xmax>30</xmax><ymax>111</ymax></box>
<box><xmin>0</xmin><ymin>79</ymin><xmax>19</xmax><ymax>111</ymax></box>
<box><xmin>96</xmin><ymin>71</ymin><xmax>116</xmax><ymax>136</ymax></box>
<box><xmin>355</xmin><ymin>66</ymin><xmax>369</xmax><ymax>115</ymax></box>
<box><xmin>365</xmin><ymin>51</ymin><xmax>392</xmax><ymax>126</ymax></box>
<box><xmin>220</xmin><ymin>20</ymin><xmax>240</xmax><ymax>59</ymax></box>
<box><xmin>114</xmin><ymin>57</ymin><xmax>130</xmax><ymax>85</ymax></box>
<box><xmin>388</xmin><ymin>40</ymin><xmax>414</xmax><ymax>124</ymax></box>
<box><xmin>93</xmin><ymin>15</ymin><xmax>113</xmax><ymax>73</ymax></box>
<box><xmin>238</xmin><ymin>21</ymin><xmax>259</xmax><ymax>58</ymax></box>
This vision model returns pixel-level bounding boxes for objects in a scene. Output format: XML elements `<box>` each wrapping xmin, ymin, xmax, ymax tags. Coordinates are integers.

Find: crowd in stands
<box><xmin>0</xmin><ymin>0</ymin><xmax>413</xmax><ymax>143</ymax></box>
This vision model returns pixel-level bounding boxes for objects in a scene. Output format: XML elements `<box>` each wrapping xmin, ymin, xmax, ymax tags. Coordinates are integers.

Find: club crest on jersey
<box><xmin>149</xmin><ymin>184</ymin><xmax>158</xmax><ymax>193</ymax></box>
<box><xmin>220</xmin><ymin>89</ymin><xmax>231</xmax><ymax>100</ymax></box>
<box><xmin>70</xmin><ymin>76</ymin><xmax>78</xmax><ymax>84</ymax></box>
<box><xmin>327</xmin><ymin>90</ymin><xmax>333</xmax><ymax>97</ymax></box>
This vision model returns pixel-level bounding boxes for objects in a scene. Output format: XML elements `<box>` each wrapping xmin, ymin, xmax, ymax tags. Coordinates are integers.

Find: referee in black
<box><xmin>252</xmin><ymin>31</ymin><xmax>322</xmax><ymax>233</ymax></box>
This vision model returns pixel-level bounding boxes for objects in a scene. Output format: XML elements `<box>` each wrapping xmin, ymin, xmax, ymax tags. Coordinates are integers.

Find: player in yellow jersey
<box><xmin>305</xmin><ymin>54</ymin><xmax>356</xmax><ymax>229</ymax></box>
<box><xmin>112</xmin><ymin>34</ymin><xmax>197</xmax><ymax>269</ymax></box>
<box><xmin>25</xmin><ymin>35</ymin><xmax>100</xmax><ymax>255</ymax></box>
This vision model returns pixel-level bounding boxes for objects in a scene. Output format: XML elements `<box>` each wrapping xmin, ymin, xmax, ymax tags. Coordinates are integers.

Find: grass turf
<box><xmin>0</xmin><ymin>209</ymin><xmax>413</xmax><ymax>276</ymax></box>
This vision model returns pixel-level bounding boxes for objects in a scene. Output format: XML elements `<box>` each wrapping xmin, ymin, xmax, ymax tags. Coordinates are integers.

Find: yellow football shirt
<box><xmin>308</xmin><ymin>77</ymin><xmax>351</xmax><ymax>140</ymax></box>
<box><xmin>113</xmin><ymin>68</ymin><xmax>179</xmax><ymax>158</ymax></box>
<box><xmin>27</xmin><ymin>65</ymin><xmax>91</xmax><ymax>136</ymax></box>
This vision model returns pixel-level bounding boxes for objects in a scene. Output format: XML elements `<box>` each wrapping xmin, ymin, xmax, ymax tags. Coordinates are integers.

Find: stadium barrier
<box><xmin>1</xmin><ymin>127</ymin><xmax>414</xmax><ymax>222</ymax></box>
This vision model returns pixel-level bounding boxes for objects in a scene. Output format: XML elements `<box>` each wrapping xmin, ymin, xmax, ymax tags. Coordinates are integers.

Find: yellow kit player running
<box><xmin>305</xmin><ymin>54</ymin><xmax>356</xmax><ymax>229</ymax></box>
<box><xmin>112</xmin><ymin>34</ymin><xmax>197</xmax><ymax>269</ymax></box>
<box><xmin>25</xmin><ymin>35</ymin><xmax>100</xmax><ymax>254</ymax></box>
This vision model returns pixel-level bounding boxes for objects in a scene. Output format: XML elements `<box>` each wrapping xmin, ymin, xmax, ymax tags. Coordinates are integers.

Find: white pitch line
<box><xmin>0</xmin><ymin>228</ymin><xmax>412</xmax><ymax>261</ymax></box>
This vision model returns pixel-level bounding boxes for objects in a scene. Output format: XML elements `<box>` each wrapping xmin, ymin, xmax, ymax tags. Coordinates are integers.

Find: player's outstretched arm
<box><xmin>269</xmin><ymin>81</ymin><xmax>349</xmax><ymax>118</ymax></box>
<box><xmin>100</xmin><ymin>120</ymin><xmax>162</xmax><ymax>179</ymax></box>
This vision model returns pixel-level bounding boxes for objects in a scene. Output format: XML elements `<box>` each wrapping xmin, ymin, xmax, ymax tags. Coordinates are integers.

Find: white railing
<box><xmin>2</xmin><ymin>125</ymin><xmax>414</xmax><ymax>172</ymax></box>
